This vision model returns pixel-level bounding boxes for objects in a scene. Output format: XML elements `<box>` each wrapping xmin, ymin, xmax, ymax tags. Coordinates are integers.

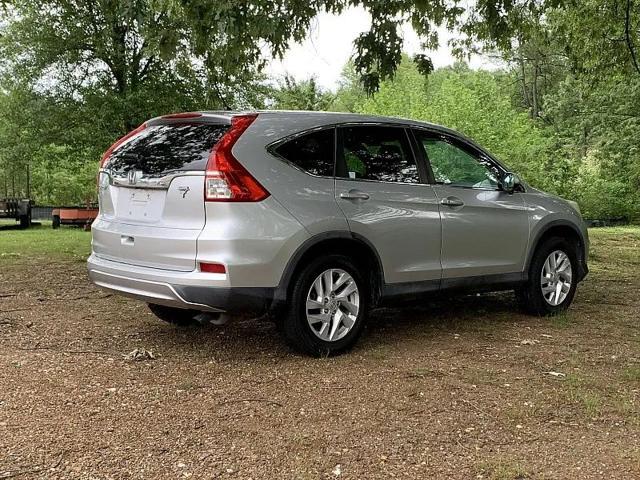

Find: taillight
<box><xmin>205</xmin><ymin>114</ymin><xmax>269</xmax><ymax>202</ymax></box>
<box><xmin>100</xmin><ymin>123</ymin><xmax>147</xmax><ymax>168</ymax></box>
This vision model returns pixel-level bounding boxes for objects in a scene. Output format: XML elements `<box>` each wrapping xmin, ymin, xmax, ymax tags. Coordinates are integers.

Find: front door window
<box><xmin>415</xmin><ymin>134</ymin><xmax>500</xmax><ymax>189</ymax></box>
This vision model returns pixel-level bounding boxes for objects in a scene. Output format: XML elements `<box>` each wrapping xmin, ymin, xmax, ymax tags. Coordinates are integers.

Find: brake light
<box><xmin>205</xmin><ymin>114</ymin><xmax>269</xmax><ymax>202</ymax></box>
<box><xmin>100</xmin><ymin>123</ymin><xmax>147</xmax><ymax>168</ymax></box>
<box><xmin>161</xmin><ymin>112</ymin><xmax>203</xmax><ymax>119</ymax></box>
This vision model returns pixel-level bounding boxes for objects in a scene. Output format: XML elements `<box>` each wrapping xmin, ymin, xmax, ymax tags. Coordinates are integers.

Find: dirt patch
<box><xmin>1</xmin><ymin>228</ymin><xmax>639</xmax><ymax>479</ymax></box>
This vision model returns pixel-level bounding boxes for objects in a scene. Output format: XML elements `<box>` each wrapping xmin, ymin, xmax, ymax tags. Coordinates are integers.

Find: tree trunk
<box><xmin>531</xmin><ymin>64</ymin><xmax>539</xmax><ymax>119</ymax></box>
<box><xmin>516</xmin><ymin>46</ymin><xmax>531</xmax><ymax>112</ymax></box>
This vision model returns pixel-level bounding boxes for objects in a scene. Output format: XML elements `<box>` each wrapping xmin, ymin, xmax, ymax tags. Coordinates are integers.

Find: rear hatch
<box><xmin>94</xmin><ymin>120</ymin><xmax>229</xmax><ymax>271</ymax></box>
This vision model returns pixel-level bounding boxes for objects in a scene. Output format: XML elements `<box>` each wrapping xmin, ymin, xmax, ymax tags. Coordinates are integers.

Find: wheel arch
<box><xmin>273</xmin><ymin>231</ymin><xmax>384</xmax><ymax>307</ymax></box>
<box><xmin>525</xmin><ymin>220</ymin><xmax>588</xmax><ymax>281</ymax></box>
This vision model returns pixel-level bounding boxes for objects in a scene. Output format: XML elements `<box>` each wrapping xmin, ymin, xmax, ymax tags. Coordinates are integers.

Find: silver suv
<box><xmin>88</xmin><ymin>111</ymin><xmax>589</xmax><ymax>356</ymax></box>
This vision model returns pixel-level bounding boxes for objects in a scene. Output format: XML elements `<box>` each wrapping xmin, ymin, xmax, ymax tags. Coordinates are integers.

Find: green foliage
<box><xmin>549</xmin><ymin>0</ymin><xmax>640</xmax><ymax>78</ymax></box>
<box><xmin>0</xmin><ymin>0</ymin><xmax>271</xmax><ymax>203</ymax></box>
<box><xmin>331</xmin><ymin>62</ymin><xmax>368</xmax><ymax>113</ymax></box>
<box><xmin>542</xmin><ymin>74</ymin><xmax>640</xmax><ymax>219</ymax></box>
<box><xmin>30</xmin><ymin>145</ymin><xmax>98</xmax><ymax>205</ymax></box>
<box><xmin>348</xmin><ymin>58</ymin><xmax>551</xmax><ymax>186</ymax></box>
<box><xmin>122</xmin><ymin>0</ymin><xmax>573</xmax><ymax>96</ymax></box>
<box><xmin>484</xmin><ymin>0</ymin><xmax>640</xmax><ymax>220</ymax></box>
<box><xmin>0</xmin><ymin>0</ymin><xmax>638</xmax><ymax>220</ymax></box>
<box><xmin>272</xmin><ymin>76</ymin><xmax>335</xmax><ymax>111</ymax></box>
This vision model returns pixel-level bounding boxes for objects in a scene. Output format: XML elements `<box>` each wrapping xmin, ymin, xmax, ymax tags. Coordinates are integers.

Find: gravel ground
<box><xmin>1</xmin><ymin>227</ymin><xmax>639</xmax><ymax>479</ymax></box>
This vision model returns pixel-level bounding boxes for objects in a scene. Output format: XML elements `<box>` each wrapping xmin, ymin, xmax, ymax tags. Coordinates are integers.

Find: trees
<box><xmin>272</xmin><ymin>76</ymin><xmax>335</xmax><ymax>111</ymax></box>
<box><xmin>0</xmin><ymin>1</ymin><xmax>638</xmax><ymax>218</ymax></box>
<box><xmin>0</xmin><ymin>0</ymin><xmax>269</xmax><ymax>201</ymax></box>
<box><xmin>542</xmin><ymin>75</ymin><xmax>640</xmax><ymax>219</ymax></box>
<box><xmin>342</xmin><ymin>58</ymin><xmax>552</xmax><ymax>188</ymax></box>
<box><xmin>0</xmin><ymin>1</ymin><xmax>272</xmax><ymax>130</ymax></box>
<box><xmin>2</xmin><ymin>1</ymin><xmax>578</xmax><ymax>100</ymax></box>
<box><xmin>501</xmin><ymin>1</ymin><xmax>640</xmax><ymax>219</ymax></box>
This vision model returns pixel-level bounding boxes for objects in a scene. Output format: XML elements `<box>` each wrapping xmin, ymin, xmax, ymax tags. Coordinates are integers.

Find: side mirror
<box><xmin>500</xmin><ymin>173</ymin><xmax>521</xmax><ymax>194</ymax></box>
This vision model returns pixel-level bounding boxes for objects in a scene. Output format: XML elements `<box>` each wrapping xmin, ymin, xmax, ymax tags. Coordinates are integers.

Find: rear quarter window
<box><xmin>274</xmin><ymin>128</ymin><xmax>335</xmax><ymax>177</ymax></box>
<box><xmin>105</xmin><ymin>123</ymin><xmax>229</xmax><ymax>175</ymax></box>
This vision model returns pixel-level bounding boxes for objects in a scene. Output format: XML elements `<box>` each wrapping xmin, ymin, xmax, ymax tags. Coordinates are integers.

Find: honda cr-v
<box><xmin>88</xmin><ymin>111</ymin><xmax>588</xmax><ymax>356</ymax></box>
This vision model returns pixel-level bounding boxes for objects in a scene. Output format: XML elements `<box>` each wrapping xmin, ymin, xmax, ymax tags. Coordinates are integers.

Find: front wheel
<box><xmin>282</xmin><ymin>254</ymin><xmax>368</xmax><ymax>356</ymax></box>
<box><xmin>517</xmin><ymin>236</ymin><xmax>578</xmax><ymax>316</ymax></box>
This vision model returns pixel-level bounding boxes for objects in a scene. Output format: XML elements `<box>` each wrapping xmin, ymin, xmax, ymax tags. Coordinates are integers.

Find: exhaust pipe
<box><xmin>192</xmin><ymin>312</ymin><xmax>230</xmax><ymax>326</ymax></box>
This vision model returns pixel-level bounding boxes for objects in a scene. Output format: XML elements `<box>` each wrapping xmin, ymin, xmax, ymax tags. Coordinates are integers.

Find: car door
<box><xmin>412</xmin><ymin>129</ymin><xmax>530</xmax><ymax>282</ymax></box>
<box><xmin>335</xmin><ymin>124</ymin><xmax>442</xmax><ymax>287</ymax></box>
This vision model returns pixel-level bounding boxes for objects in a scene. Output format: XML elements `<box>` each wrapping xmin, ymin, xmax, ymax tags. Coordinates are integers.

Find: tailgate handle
<box><xmin>121</xmin><ymin>235</ymin><xmax>134</xmax><ymax>246</ymax></box>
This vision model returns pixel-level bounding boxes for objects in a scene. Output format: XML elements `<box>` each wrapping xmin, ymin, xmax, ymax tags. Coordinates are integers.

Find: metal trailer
<box><xmin>0</xmin><ymin>198</ymin><xmax>32</xmax><ymax>228</ymax></box>
<box><xmin>52</xmin><ymin>207</ymin><xmax>98</xmax><ymax>230</ymax></box>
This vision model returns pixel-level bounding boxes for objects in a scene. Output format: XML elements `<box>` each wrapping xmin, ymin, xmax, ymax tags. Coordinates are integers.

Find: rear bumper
<box><xmin>87</xmin><ymin>254</ymin><xmax>274</xmax><ymax>313</ymax></box>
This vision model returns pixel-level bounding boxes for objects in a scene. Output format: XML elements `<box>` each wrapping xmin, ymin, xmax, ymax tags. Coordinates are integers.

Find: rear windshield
<box><xmin>105</xmin><ymin>123</ymin><xmax>229</xmax><ymax>175</ymax></box>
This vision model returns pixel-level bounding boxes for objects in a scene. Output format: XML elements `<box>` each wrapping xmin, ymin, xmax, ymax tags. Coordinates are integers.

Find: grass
<box><xmin>368</xmin><ymin>344</ymin><xmax>392</xmax><ymax>360</ymax></box>
<box><xmin>0</xmin><ymin>221</ymin><xmax>91</xmax><ymax>263</ymax></box>
<box><xmin>549</xmin><ymin>310</ymin><xmax>573</xmax><ymax>329</ymax></box>
<box><xmin>588</xmin><ymin>226</ymin><xmax>640</xmax><ymax>276</ymax></box>
<box><xmin>476</xmin><ymin>457</ymin><xmax>531</xmax><ymax>480</ymax></box>
<box><xmin>622</xmin><ymin>366</ymin><xmax>640</xmax><ymax>383</ymax></box>
<box><xmin>503</xmin><ymin>402</ymin><xmax>542</xmax><ymax>424</ymax></box>
<box><xmin>563</xmin><ymin>374</ymin><xmax>605</xmax><ymax>418</ymax></box>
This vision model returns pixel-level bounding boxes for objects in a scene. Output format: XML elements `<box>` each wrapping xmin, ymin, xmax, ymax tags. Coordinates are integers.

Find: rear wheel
<box><xmin>517</xmin><ymin>236</ymin><xmax>578</xmax><ymax>316</ymax></box>
<box><xmin>282</xmin><ymin>254</ymin><xmax>368</xmax><ymax>356</ymax></box>
<box><xmin>147</xmin><ymin>304</ymin><xmax>198</xmax><ymax>326</ymax></box>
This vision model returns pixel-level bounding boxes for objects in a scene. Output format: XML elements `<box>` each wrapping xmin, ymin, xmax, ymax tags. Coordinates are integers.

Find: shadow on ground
<box><xmin>131</xmin><ymin>291</ymin><xmax>522</xmax><ymax>361</ymax></box>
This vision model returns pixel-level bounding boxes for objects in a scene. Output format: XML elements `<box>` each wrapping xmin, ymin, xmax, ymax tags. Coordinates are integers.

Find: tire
<box><xmin>52</xmin><ymin>215</ymin><xmax>60</xmax><ymax>229</ymax></box>
<box><xmin>517</xmin><ymin>236</ymin><xmax>578</xmax><ymax>316</ymax></box>
<box><xmin>281</xmin><ymin>254</ymin><xmax>368</xmax><ymax>356</ymax></box>
<box><xmin>19</xmin><ymin>212</ymin><xmax>31</xmax><ymax>229</ymax></box>
<box><xmin>147</xmin><ymin>304</ymin><xmax>198</xmax><ymax>326</ymax></box>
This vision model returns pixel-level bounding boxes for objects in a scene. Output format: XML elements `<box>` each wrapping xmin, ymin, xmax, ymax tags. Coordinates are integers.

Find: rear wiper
<box><xmin>115</xmin><ymin>152</ymin><xmax>142</xmax><ymax>161</ymax></box>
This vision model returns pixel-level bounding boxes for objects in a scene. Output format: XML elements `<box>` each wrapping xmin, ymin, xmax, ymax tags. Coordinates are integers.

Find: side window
<box><xmin>415</xmin><ymin>132</ymin><xmax>500</xmax><ymax>189</ymax></box>
<box><xmin>274</xmin><ymin>128</ymin><xmax>335</xmax><ymax>177</ymax></box>
<box><xmin>339</xmin><ymin>126</ymin><xmax>419</xmax><ymax>183</ymax></box>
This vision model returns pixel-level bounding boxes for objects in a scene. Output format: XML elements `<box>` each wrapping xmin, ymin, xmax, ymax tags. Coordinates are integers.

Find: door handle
<box><xmin>340</xmin><ymin>189</ymin><xmax>370</xmax><ymax>201</ymax></box>
<box><xmin>440</xmin><ymin>196</ymin><xmax>464</xmax><ymax>207</ymax></box>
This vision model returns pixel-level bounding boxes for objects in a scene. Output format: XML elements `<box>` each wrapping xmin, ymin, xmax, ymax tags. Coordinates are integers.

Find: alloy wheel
<box><xmin>540</xmin><ymin>250</ymin><xmax>573</xmax><ymax>306</ymax></box>
<box><xmin>306</xmin><ymin>268</ymin><xmax>360</xmax><ymax>342</ymax></box>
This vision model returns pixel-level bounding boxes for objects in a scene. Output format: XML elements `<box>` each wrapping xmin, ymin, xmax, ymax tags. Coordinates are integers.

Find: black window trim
<box><xmin>407</xmin><ymin>128</ymin><xmax>435</xmax><ymax>184</ymax></box>
<box><xmin>265</xmin><ymin>121</ymin><xmax>517</xmax><ymax>191</ymax></box>
<box><xmin>266</xmin><ymin>125</ymin><xmax>338</xmax><ymax>179</ymax></box>
<box><xmin>334</xmin><ymin>123</ymin><xmax>431</xmax><ymax>186</ymax></box>
<box><xmin>410</xmin><ymin>126</ymin><xmax>516</xmax><ymax>192</ymax></box>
